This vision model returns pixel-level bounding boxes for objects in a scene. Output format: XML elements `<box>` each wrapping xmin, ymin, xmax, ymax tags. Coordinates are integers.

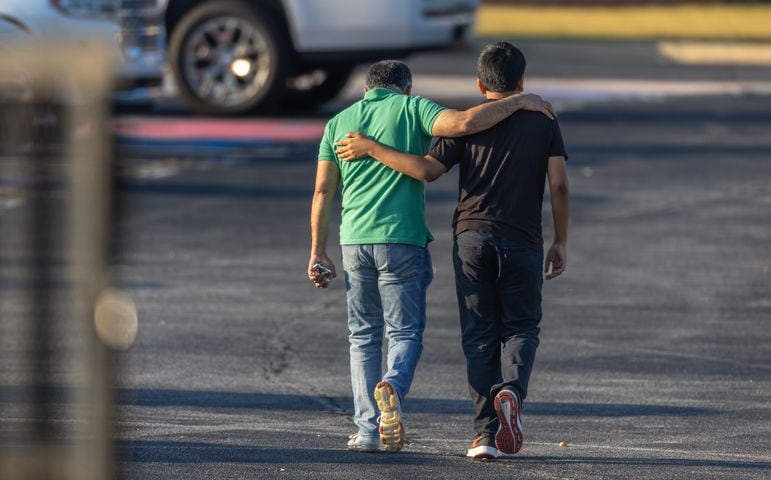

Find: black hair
<box><xmin>365</xmin><ymin>60</ymin><xmax>412</xmax><ymax>92</ymax></box>
<box><xmin>477</xmin><ymin>42</ymin><xmax>526</xmax><ymax>93</ymax></box>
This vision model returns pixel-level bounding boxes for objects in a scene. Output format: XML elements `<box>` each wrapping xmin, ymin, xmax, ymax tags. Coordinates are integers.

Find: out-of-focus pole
<box><xmin>0</xmin><ymin>42</ymin><xmax>118</xmax><ymax>480</ymax></box>
<box><xmin>66</xmin><ymin>44</ymin><xmax>116</xmax><ymax>480</ymax></box>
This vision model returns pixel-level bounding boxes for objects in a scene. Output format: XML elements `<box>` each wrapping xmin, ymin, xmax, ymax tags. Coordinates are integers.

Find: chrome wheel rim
<box><xmin>182</xmin><ymin>16</ymin><xmax>272</xmax><ymax>108</ymax></box>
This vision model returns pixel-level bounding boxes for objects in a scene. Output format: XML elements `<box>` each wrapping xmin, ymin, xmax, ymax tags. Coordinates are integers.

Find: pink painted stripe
<box><xmin>112</xmin><ymin>117</ymin><xmax>326</xmax><ymax>142</ymax></box>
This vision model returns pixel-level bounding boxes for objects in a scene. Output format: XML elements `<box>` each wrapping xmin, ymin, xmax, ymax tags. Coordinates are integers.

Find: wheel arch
<box><xmin>165</xmin><ymin>0</ymin><xmax>294</xmax><ymax>51</ymax></box>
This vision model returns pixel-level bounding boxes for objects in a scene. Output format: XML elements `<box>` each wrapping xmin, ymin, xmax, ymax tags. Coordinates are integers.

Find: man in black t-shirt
<box><xmin>335</xmin><ymin>42</ymin><xmax>570</xmax><ymax>459</ymax></box>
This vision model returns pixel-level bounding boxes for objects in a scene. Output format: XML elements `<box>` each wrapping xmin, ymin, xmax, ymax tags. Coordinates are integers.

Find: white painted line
<box><xmin>343</xmin><ymin>74</ymin><xmax>771</xmax><ymax>106</ymax></box>
<box><xmin>660</xmin><ymin>41</ymin><xmax>771</xmax><ymax>66</ymax></box>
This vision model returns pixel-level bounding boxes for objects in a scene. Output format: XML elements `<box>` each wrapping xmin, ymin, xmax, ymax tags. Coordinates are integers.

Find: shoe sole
<box><xmin>494</xmin><ymin>390</ymin><xmax>523</xmax><ymax>454</ymax></box>
<box><xmin>374</xmin><ymin>381</ymin><xmax>403</xmax><ymax>452</ymax></box>
<box><xmin>466</xmin><ymin>445</ymin><xmax>498</xmax><ymax>459</ymax></box>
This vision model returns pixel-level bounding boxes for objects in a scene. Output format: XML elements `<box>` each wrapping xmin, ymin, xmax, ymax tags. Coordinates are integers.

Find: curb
<box><xmin>113</xmin><ymin>117</ymin><xmax>326</xmax><ymax>155</ymax></box>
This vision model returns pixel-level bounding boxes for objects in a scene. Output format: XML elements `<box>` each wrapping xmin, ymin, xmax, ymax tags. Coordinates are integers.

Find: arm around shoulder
<box><xmin>430</xmin><ymin>93</ymin><xmax>555</xmax><ymax>138</ymax></box>
<box><xmin>366</xmin><ymin>143</ymin><xmax>446</xmax><ymax>182</ymax></box>
<box><xmin>334</xmin><ymin>132</ymin><xmax>446</xmax><ymax>182</ymax></box>
<box><xmin>430</xmin><ymin>109</ymin><xmax>475</xmax><ymax>138</ymax></box>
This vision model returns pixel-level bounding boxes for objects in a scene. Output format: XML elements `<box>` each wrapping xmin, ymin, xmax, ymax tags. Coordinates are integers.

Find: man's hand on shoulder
<box><xmin>544</xmin><ymin>243</ymin><xmax>567</xmax><ymax>280</ymax></box>
<box><xmin>513</xmin><ymin>92</ymin><xmax>555</xmax><ymax>120</ymax></box>
<box><xmin>336</xmin><ymin>132</ymin><xmax>374</xmax><ymax>161</ymax></box>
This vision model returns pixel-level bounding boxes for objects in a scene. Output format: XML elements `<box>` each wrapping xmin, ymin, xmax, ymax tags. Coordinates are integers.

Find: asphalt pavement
<box><xmin>2</xmin><ymin>39</ymin><xmax>771</xmax><ymax>479</ymax></box>
<box><xmin>106</xmin><ymin>92</ymin><xmax>771</xmax><ymax>480</ymax></box>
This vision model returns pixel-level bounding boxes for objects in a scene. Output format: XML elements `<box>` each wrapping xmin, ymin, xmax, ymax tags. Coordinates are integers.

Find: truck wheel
<box><xmin>169</xmin><ymin>1</ymin><xmax>289</xmax><ymax>115</ymax></box>
<box><xmin>284</xmin><ymin>65</ymin><xmax>355</xmax><ymax>110</ymax></box>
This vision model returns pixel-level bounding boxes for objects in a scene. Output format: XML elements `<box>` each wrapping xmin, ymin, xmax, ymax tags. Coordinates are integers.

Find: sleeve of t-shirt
<box><xmin>414</xmin><ymin>96</ymin><xmax>447</xmax><ymax>137</ymax></box>
<box><xmin>318</xmin><ymin>120</ymin><xmax>336</xmax><ymax>162</ymax></box>
<box><xmin>429</xmin><ymin>137</ymin><xmax>465</xmax><ymax>172</ymax></box>
<box><xmin>550</xmin><ymin>119</ymin><xmax>568</xmax><ymax>161</ymax></box>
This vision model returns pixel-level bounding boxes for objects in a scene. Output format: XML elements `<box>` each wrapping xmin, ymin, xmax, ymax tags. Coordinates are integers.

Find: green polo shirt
<box><xmin>318</xmin><ymin>88</ymin><xmax>446</xmax><ymax>247</ymax></box>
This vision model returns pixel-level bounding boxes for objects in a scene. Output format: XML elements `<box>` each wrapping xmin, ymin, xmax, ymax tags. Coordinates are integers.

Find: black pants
<box><xmin>453</xmin><ymin>229</ymin><xmax>543</xmax><ymax>435</ymax></box>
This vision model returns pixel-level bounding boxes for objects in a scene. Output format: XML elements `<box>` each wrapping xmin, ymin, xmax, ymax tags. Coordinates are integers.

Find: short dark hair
<box><xmin>365</xmin><ymin>60</ymin><xmax>412</xmax><ymax>92</ymax></box>
<box><xmin>477</xmin><ymin>42</ymin><xmax>526</xmax><ymax>93</ymax></box>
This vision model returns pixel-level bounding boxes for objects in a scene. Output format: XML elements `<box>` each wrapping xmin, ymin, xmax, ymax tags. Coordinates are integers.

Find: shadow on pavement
<box><xmin>118</xmin><ymin>181</ymin><xmax>316</xmax><ymax>199</ymax></box>
<box><xmin>113</xmin><ymin>388</ymin><xmax>718</xmax><ymax>417</ymax></box>
<box><xmin>118</xmin><ymin>440</ymin><xmax>450</xmax><ymax>465</ymax></box>
<box><xmin>116</xmin><ymin>180</ymin><xmax>606</xmax><ymax>206</ymax></box>
<box><xmin>117</xmin><ymin>180</ymin><xmax>460</xmax><ymax>202</ymax></box>
<box><xmin>117</xmin><ymin>440</ymin><xmax>770</xmax><ymax>471</ymax></box>
<box><xmin>508</xmin><ymin>455</ymin><xmax>771</xmax><ymax>472</ymax></box>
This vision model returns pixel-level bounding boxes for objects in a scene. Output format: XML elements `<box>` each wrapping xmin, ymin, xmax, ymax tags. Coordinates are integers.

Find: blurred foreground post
<box><xmin>0</xmin><ymin>42</ymin><xmax>122</xmax><ymax>480</ymax></box>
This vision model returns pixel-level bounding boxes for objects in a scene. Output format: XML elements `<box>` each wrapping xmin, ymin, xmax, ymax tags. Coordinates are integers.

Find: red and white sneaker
<box><xmin>466</xmin><ymin>433</ymin><xmax>497</xmax><ymax>459</ymax></box>
<box><xmin>494</xmin><ymin>388</ymin><xmax>523</xmax><ymax>454</ymax></box>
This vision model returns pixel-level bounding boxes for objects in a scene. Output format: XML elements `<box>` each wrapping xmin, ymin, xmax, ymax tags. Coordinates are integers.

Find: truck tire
<box><xmin>169</xmin><ymin>0</ymin><xmax>290</xmax><ymax>115</ymax></box>
<box><xmin>284</xmin><ymin>65</ymin><xmax>355</xmax><ymax>110</ymax></box>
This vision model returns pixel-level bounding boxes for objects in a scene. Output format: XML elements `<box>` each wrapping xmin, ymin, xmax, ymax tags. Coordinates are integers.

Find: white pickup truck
<box><xmin>160</xmin><ymin>0</ymin><xmax>480</xmax><ymax>114</ymax></box>
<box><xmin>1</xmin><ymin>1</ymin><xmax>478</xmax><ymax>115</ymax></box>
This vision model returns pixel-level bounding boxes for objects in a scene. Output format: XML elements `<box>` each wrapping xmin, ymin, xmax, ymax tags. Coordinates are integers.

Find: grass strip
<box><xmin>477</xmin><ymin>4</ymin><xmax>771</xmax><ymax>40</ymax></box>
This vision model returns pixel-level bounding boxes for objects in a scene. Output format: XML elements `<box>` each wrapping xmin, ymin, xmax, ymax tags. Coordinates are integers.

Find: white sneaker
<box><xmin>346</xmin><ymin>433</ymin><xmax>380</xmax><ymax>452</ymax></box>
<box><xmin>374</xmin><ymin>381</ymin><xmax>404</xmax><ymax>452</ymax></box>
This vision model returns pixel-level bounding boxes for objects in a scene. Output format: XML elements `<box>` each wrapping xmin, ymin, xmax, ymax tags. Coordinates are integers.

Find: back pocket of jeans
<box><xmin>342</xmin><ymin>245</ymin><xmax>363</xmax><ymax>272</ymax></box>
<box><xmin>381</xmin><ymin>244</ymin><xmax>424</xmax><ymax>277</ymax></box>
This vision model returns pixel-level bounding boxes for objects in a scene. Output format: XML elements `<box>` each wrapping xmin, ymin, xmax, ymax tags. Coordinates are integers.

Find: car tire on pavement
<box><xmin>169</xmin><ymin>0</ymin><xmax>290</xmax><ymax>115</ymax></box>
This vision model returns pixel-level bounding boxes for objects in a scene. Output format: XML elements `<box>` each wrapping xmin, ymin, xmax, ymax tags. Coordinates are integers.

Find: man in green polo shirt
<box><xmin>308</xmin><ymin>60</ymin><xmax>553</xmax><ymax>453</ymax></box>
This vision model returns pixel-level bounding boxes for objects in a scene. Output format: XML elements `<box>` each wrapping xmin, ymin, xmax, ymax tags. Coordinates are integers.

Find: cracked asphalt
<box><xmin>102</xmin><ymin>93</ymin><xmax>771</xmax><ymax>479</ymax></box>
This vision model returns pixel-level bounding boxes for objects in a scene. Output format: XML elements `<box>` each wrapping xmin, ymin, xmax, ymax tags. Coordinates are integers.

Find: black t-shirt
<box><xmin>430</xmin><ymin>109</ymin><xmax>567</xmax><ymax>250</ymax></box>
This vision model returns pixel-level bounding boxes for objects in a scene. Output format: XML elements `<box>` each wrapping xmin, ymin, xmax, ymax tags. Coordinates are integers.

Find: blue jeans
<box><xmin>342</xmin><ymin>243</ymin><xmax>433</xmax><ymax>438</ymax></box>
<box><xmin>453</xmin><ymin>230</ymin><xmax>543</xmax><ymax>435</ymax></box>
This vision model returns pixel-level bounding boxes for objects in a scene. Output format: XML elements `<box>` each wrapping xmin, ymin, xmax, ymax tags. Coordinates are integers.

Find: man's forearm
<box><xmin>550</xmin><ymin>187</ymin><xmax>569</xmax><ymax>245</ymax></box>
<box><xmin>369</xmin><ymin>143</ymin><xmax>435</xmax><ymax>181</ymax></box>
<box><xmin>462</xmin><ymin>94</ymin><xmax>525</xmax><ymax>135</ymax></box>
<box><xmin>432</xmin><ymin>92</ymin><xmax>554</xmax><ymax>138</ymax></box>
<box><xmin>310</xmin><ymin>191</ymin><xmax>334</xmax><ymax>255</ymax></box>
